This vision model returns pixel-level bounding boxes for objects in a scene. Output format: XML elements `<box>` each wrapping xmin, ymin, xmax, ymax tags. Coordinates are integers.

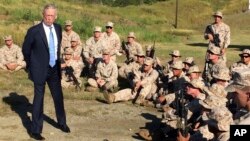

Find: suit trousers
<box><xmin>31</xmin><ymin>64</ymin><xmax>66</xmax><ymax>134</ymax></box>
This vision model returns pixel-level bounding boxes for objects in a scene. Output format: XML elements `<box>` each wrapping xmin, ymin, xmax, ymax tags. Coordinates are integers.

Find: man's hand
<box><xmin>157</xmin><ymin>95</ymin><xmax>166</xmax><ymax>104</ymax></box>
<box><xmin>61</xmin><ymin>63</ymin><xmax>67</xmax><ymax>68</ymax></box>
<box><xmin>177</xmin><ymin>131</ymin><xmax>190</xmax><ymax>141</ymax></box>
<box><xmin>207</xmin><ymin>34</ymin><xmax>214</xmax><ymax>41</ymax></box>
<box><xmin>6</xmin><ymin>63</ymin><xmax>18</xmax><ymax>71</ymax></box>
<box><xmin>221</xmin><ymin>48</ymin><xmax>226</xmax><ymax>55</ymax></box>
<box><xmin>97</xmin><ymin>78</ymin><xmax>105</xmax><ymax>86</ymax></box>
<box><xmin>135</xmin><ymin>81</ymin><xmax>141</xmax><ymax>89</ymax></box>
<box><xmin>88</xmin><ymin>57</ymin><xmax>94</xmax><ymax>64</ymax></box>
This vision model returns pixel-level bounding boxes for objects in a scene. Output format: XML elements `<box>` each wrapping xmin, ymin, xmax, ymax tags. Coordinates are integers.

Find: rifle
<box><xmin>206</xmin><ymin>25</ymin><xmax>220</xmax><ymax>47</ymax></box>
<box><xmin>64</xmin><ymin>66</ymin><xmax>81</xmax><ymax>91</ymax></box>
<box><xmin>149</xmin><ymin>41</ymin><xmax>155</xmax><ymax>58</ymax></box>
<box><xmin>175</xmin><ymin>89</ymin><xmax>189</xmax><ymax>137</ymax></box>
<box><xmin>121</xmin><ymin>40</ymin><xmax>133</xmax><ymax>64</ymax></box>
<box><xmin>202</xmin><ymin>53</ymin><xmax>210</xmax><ymax>86</ymax></box>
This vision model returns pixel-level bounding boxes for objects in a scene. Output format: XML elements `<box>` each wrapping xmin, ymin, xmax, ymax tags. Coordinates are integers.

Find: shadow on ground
<box><xmin>132</xmin><ymin>112</ymin><xmax>164</xmax><ymax>141</ymax></box>
<box><xmin>2</xmin><ymin>92</ymin><xmax>59</xmax><ymax>135</ymax></box>
<box><xmin>186</xmin><ymin>43</ymin><xmax>249</xmax><ymax>50</ymax></box>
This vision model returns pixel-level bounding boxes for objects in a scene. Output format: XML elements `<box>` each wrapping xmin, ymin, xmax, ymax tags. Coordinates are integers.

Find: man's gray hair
<box><xmin>43</xmin><ymin>4</ymin><xmax>57</xmax><ymax>14</ymax></box>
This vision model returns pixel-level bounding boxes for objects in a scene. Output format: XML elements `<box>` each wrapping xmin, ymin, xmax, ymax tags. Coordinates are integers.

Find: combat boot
<box><xmin>103</xmin><ymin>93</ymin><xmax>115</xmax><ymax>104</ymax></box>
<box><xmin>85</xmin><ymin>86</ymin><xmax>98</xmax><ymax>92</ymax></box>
<box><xmin>140</xmin><ymin>100</ymin><xmax>155</xmax><ymax>107</ymax></box>
<box><xmin>134</xmin><ymin>95</ymin><xmax>145</xmax><ymax>105</ymax></box>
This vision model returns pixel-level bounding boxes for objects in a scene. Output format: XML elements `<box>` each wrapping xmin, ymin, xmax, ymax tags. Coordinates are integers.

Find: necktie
<box><xmin>49</xmin><ymin>27</ymin><xmax>56</xmax><ymax>67</ymax></box>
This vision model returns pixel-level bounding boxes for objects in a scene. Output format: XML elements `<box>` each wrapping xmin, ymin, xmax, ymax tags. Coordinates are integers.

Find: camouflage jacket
<box><xmin>102</xmin><ymin>31</ymin><xmax>121</xmax><ymax>56</ymax></box>
<box><xmin>95</xmin><ymin>60</ymin><xmax>118</xmax><ymax>82</ymax></box>
<box><xmin>0</xmin><ymin>44</ymin><xmax>24</xmax><ymax>65</ymax></box>
<box><xmin>204</xmin><ymin>22</ymin><xmax>230</xmax><ymax>49</ymax></box>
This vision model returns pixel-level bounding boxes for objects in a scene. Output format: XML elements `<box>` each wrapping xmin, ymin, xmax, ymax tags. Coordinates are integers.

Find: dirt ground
<box><xmin>0</xmin><ymin>90</ymin><xmax>162</xmax><ymax>141</ymax></box>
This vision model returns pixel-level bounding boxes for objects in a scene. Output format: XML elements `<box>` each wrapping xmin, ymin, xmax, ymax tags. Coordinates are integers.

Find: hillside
<box><xmin>0</xmin><ymin>0</ymin><xmax>249</xmax><ymax>46</ymax></box>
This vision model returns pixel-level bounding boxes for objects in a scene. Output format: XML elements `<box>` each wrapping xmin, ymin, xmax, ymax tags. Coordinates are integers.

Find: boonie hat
<box><xmin>106</xmin><ymin>21</ymin><xmax>114</xmax><ymax>27</ymax></box>
<box><xmin>187</xmin><ymin>65</ymin><xmax>201</xmax><ymax>74</ymax></box>
<box><xmin>144</xmin><ymin>57</ymin><xmax>154</xmax><ymax>65</ymax></box>
<box><xmin>169</xmin><ymin>50</ymin><xmax>181</xmax><ymax>57</ymax></box>
<box><xmin>64</xmin><ymin>20</ymin><xmax>72</xmax><ymax>26</ymax></box>
<box><xmin>171</xmin><ymin>60</ymin><xmax>184</xmax><ymax>69</ymax></box>
<box><xmin>3</xmin><ymin>35</ymin><xmax>12</xmax><ymax>41</ymax></box>
<box><xmin>213</xmin><ymin>11</ymin><xmax>223</xmax><ymax>18</ymax></box>
<box><xmin>94</xmin><ymin>26</ymin><xmax>102</xmax><ymax>32</ymax></box>
<box><xmin>127</xmin><ymin>32</ymin><xmax>136</xmax><ymax>38</ymax></box>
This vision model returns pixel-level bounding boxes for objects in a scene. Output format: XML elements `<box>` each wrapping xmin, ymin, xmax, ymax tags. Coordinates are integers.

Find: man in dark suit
<box><xmin>22</xmin><ymin>4</ymin><xmax>70</xmax><ymax>140</ymax></box>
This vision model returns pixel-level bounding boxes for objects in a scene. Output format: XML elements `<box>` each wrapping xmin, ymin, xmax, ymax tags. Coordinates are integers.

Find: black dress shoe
<box><xmin>30</xmin><ymin>133</ymin><xmax>45</xmax><ymax>140</ymax></box>
<box><xmin>58</xmin><ymin>124</ymin><xmax>71</xmax><ymax>133</ymax></box>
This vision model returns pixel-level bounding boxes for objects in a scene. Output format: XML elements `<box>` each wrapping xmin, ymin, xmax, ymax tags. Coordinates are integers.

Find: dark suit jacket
<box><xmin>22</xmin><ymin>22</ymin><xmax>62</xmax><ymax>84</ymax></box>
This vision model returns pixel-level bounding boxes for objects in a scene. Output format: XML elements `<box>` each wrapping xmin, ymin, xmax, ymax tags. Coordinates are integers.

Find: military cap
<box><xmin>127</xmin><ymin>32</ymin><xmax>136</xmax><ymax>38</ymax></box>
<box><xmin>207</xmin><ymin>107</ymin><xmax>233</xmax><ymax>131</ymax></box>
<box><xmin>3</xmin><ymin>35</ymin><xmax>12</xmax><ymax>41</ymax></box>
<box><xmin>106</xmin><ymin>21</ymin><xmax>114</xmax><ymax>27</ymax></box>
<box><xmin>102</xmin><ymin>49</ymin><xmax>110</xmax><ymax>55</ymax></box>
<box><xmin>136</xmin><ymin>52</ymin><xmax>145</xmax><ymax>57</ymax></box>
<box><xmin>64</xmin><ymin>47</ymin><xmax>73</xmax><ymax>55</ymax></box>
<box><xmin>169</xmin><ymin>50</ymin><xmax>181</xmax><ymax>57</ymax></box>
<box><xmin>213</xmin><ymin>11</ymin><xmax>223</xmax><ymax>18</ymax></box>
<box><xmin>226</xmin><ymin>68</ymin><xmax>250</xmax><ymax>92</ymax></box>
<box><xmin>239</xmin><ymin>49</ymin><xmax>250</xmax><ymax>56</ymax></box>
<box><xmin>144</xmin><ymin>57</ymin><xmax>154</xmax><ymax>65</ymax></box>
<box><xmin>199</xmin><ymin>95</ymin><xmax>227</xmax><ymax>110</ymax></box>
<box><xmin>187</xmin><ymin>65</ymin><xmax>201</xmax><ymax>74</ymax></box>
<box><xmin>64</xmin><ymin>20</ymin><xmax>72</xmax><ymax>26</ymax></box>
<box><xmin>71</xmin><ymin>36</ymin><xmax>79</xmax><ymax>42</ymax></box>
<box><xmin>188</xmin><ymin>79</ymin><xmax>205</xmax><ymax>90</ymax></box>
<box><xmin>183</xmin><ymin>57</ymin><xmax>194</xmax><ymax>65</ymax></box>
<box><xmin>145</xmin><ymin>45</ymin><xmax>152</xmax><ymax>51</ymax></box>
<box><xmin>208</xmin><ymin>44</ymin><xmax>221</xmax><ymax>55</ymax></box>
<box><xmin>212</xmin><ymin>67</ymin><xmax>231</xmax><ymax>81</ymax></box>
<box><xmin>94</xmin><ymin>26</ymin><xmax>102</xmax><ymax>32</ymax></box>
<box><xmin>171</xmin><ymin>60</ymin><xmax>184</xmax><ymax>69</ymax></box>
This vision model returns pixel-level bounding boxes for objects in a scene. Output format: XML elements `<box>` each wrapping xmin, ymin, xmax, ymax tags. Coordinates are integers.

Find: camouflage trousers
<box><xmin>118</xmin><ymin>63</ymin><xmax>128</xmax><ymax>79</ymax></box>
<box><xmin>87</xmin><ymin>78</ymin><xmax>118</xmax><ymax>90</ymax></box>
<box><xmin>112</xmin><ymin>83</ymin><xmax>157</xmax><ymax>102</ymax></box>
<box><xmin>0</xmin><ymin>61</ymin><xmax>26</xmax><ymax>71</ymax></box>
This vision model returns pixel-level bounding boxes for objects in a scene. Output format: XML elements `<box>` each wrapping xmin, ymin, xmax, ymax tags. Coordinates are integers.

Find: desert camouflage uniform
<box><xmin>205</xmin><ymin>22</ymin><xmax>230</xmax><ymax>62</ymax></box>
<box><xmin>0</xmin><ymin>44</ymin><xmax>26</xmax><ymax>71</ymax></box>
<box><xmin>163</xmin><ymin>71</ymin><xmax>190</xmax><ymax>105</ymax></box>
<box><xmin>61</xmin><ymin>31</ymin><xmax>81</xmax><ymax>50</ymax></box>
<box><xmin>88</xmin><ymin>60</ymin><xmax>118</xmax><ymax>89</ymax></box>
<box><xmin>230</xmin><ymin>61</ymin><xmax>250</xmax><ymax>76</ymax></box>
<box><xmin>206</xmin><ymin>59</ymin><xmax>226</xmax><ymax>83</ymax></box>
<box><xmin>102</xmin><ymin>31</ymin><xmax>121</xmax><ymax>62</ymax></box>
<box><xmin>111</xmin><ymin>67</ymin><xmax>158</xmax><ymax>103</ymax></box>
<box><xmin>209</xmin><ymin>67</ymin><xmax>230</xmax><ymax>98</ymax></box>
<box><xmin>207</xmin><ymin>107</ymin><xmax>233</xmax><ymax>141</ymax></box>
<box><xmin>133</xmin><ymin>67</ymin><xmax>159</xmax><ymax>99</ymax></box>
<box><xmin>61</xmin><ymin>59</ymin><xmax>83</xmax><ymax>88</ymax></box>
<box><xmin>118</xmin><ymin>61</ymin><xmax>143</xmax><ymax>86</ymax></box>
<box><xmin>209</xmin><ymin>84</ymin><xmax>227</xmax><ymax>98</ymax></box>
<box><xmin>83</xmin><ymin>37</ymin><xmax>107</xmax><ymax>60</ymax></box>
<box><xmin>125</xmin><ymin>41</ymin><xmax>143</xmax><ymax>61</ymax></box>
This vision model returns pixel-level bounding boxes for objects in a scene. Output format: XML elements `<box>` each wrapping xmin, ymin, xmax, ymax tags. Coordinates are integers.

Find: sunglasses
<box><xmin>106</xmin><ymin>26</ymin><xmax>112</xmax><ymax>29</ymax></box>
<box><xmin>171</xmin><ymin>55</ymin><xmax>179</xmax><ymax>58</ymax></box>
<box><xmin>241</xmin><ymin>55</ymin><xmax>250</xmax><ymax>58</ymax></box>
